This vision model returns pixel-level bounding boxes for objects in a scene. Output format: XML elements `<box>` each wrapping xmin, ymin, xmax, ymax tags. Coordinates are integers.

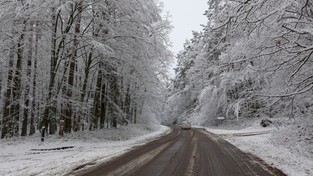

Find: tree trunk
<box><xmin>1</xmin><ymin>27</ymin><xmax>15</xmax><ymax>138</ymax></box>
<box><xmin>133</xmin><ymin>106</ymin><xmax>137</xmax><ymax>124</ymax></box>
<box><xmin>71</xmin><ymin>1</ymin><xmax>82</xmax><ymax>132</ymax></box>
<box><xmin>12</xmin><ymin>20</ymin><xmax>27</xmax><ymax>136</ymax></box>
<box><xmin>100</xmin><ymin>80</ymin><xmax>107</xmax><ymax>129</ymax></box>
<box><xmin>91</xmin><ymin>65</ymin><xmax>102</xmax><ymax>130</ymax></box>
<box><xmin>124</xmin><ymin>84</ymin><xmax>131</xmax><ymax>121</ymax></box>
<box><xmin>81</xmin><ymin>52</ymin><xmax>93</xmax><ymax>103</ymax></box>
<box><xmin>80</xmin><ymin>50</ymin><xmax>93</xmax><ymax>131</ymax></box>
<box><xmin>29</xmin><ymin>21</ymin><xmax>40</xmax><ymax>135</ymax></box>
<box><xmin>43</xmin><ymin>7</ymin><xmax>63</xmax><ymax>134</ymax></box>
<box><xmin>21</xmin><ymin>21</ymin><xmax>34</xmax><ymax>136</ymax></box>
<box><xmin>109</xmin><ymin>67</ymin><xmax>120</xmax><ymax>128</ymax></box>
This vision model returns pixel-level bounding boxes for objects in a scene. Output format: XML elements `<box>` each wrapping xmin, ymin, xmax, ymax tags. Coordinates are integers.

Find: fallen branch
<box><xmin>30</xmin><ymin>146</ymin><xmax>74</xmax><ymax>151</ymax></box>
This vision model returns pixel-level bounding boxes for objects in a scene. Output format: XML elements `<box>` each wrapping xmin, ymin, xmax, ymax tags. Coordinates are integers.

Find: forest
<box><xmin>1</xmin><ymin>0</ymin><xmax>313</xmax><ymax>139</ymax></box>
<box><xmin>0</xmin><ymin>1</ymin><xmax>312</xmax><ymax>175</ymax></box>
<box><xmin>167</xmin><ymin>0</ymin><xmax>313</xmax><ymax>127</ymax></box>
<box><xmin>0</xmin><ymin>0</ymin><xmax>172</xmax><ymax>138</ymax></box>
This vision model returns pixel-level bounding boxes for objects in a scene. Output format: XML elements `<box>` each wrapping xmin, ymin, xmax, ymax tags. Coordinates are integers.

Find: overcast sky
<box><xmin>162</xmin><ymin>0</ymin><xmax>208</xmax><ymax>55</ymax></box>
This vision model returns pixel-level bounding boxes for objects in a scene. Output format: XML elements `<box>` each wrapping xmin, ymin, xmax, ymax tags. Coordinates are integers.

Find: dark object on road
<box><xmin>180</xmin><ymin>121</ymin><xmax>191</xmax><ymax>130</ymax></box>
<box><xmin>260</xmin><ymin>119</ymin><xmax>272</xmax><ymax>127</ymax></box>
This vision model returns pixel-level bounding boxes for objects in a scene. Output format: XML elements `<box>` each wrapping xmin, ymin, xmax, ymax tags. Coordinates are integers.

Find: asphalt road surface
<box><xmin>71</xmin><ymin>127</ymin><xmax>279</xmax><ymax>176</ymax></box>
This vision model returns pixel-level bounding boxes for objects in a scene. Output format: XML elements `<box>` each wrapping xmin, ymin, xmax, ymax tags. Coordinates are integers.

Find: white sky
<box><xmin>162</xmin><ymin>0</ymin><xmax>208</xmax><ymax>55</ymax></box>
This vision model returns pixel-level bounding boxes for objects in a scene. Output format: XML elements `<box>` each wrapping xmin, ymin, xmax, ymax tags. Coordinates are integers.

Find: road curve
<box><xmin>71</xmin><ymin>127</ymin><xmax>276</xmax><ymax>176</ymax></box>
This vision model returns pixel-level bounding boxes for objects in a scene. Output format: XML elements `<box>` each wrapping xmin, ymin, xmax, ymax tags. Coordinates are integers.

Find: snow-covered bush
<box><xmin>271</xmin><ymin>118</ymin><xmax>313</xmax><ymax>159</ymax></box>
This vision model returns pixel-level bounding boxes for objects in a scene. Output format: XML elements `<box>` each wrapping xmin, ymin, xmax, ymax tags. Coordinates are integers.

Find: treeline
<box><xmin>168</xmin><ymin>0</ymin><xmax>313</xmax><ymax>125</ymax></box>
<box><xmin>0</xmin><ymin>0</ymin><xmax>172</xmax><ymax>138</ymax></box>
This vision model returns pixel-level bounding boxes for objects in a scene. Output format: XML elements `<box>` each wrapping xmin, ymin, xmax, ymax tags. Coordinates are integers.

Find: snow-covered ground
<box><xmin>0</xmin><ymin>124</ymin><xmax>171</xmax><ymax>176</ymax></box>
<box><xmin>1</xmin><ymin>119</ymin><xmax>311</xmax><ymax>176</ymax></box>
<box><xmin>204</xmin><ymin>119</ymin><xmax>313</xmax><ymax>176</ymax></box>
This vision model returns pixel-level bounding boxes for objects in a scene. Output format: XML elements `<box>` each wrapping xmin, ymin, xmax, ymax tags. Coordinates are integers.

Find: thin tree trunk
<box><xmin>100</xmin><ymin>80</ymin><xmax>107</xmax><ymax>129</ymax></box>
<box><xmin>133</xmin><ymin>106</ymin><xmax>137</xmax><ymax>124</ymax></box>
<box><xmin>29</xmin><ymin>21</ymin><xmax>40</xmax><ymax>135</ymax></box>
<box><xmin>124</xmin><ymin>84</ymin><xmax>131</xmax><ymax>121</ymax></box>
<box><xmin>81</xmin><ymin>52</ymin><xmax>93</xmax><ymax>103</ymax></box>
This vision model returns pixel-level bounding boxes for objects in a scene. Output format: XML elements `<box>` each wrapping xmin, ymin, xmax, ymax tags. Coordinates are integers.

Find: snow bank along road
<box><xmin>70</xmin><ymin>127</ymin><xmax>280</xmax><ymax>176</ymax></box>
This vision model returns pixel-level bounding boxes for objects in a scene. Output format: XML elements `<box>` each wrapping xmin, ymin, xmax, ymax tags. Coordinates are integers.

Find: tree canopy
<box><xmin>0</xmin><ymin>0</ymin><xmax>172</xmax><ymax>138</ymax></box>
<box><xmin>167</xmin><ymin>0</ymin><xmax>313</xmax><ymax>125</ymax></box>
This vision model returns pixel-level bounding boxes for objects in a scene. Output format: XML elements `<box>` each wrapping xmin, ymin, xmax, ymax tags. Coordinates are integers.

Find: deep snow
<box><xmin>0</xmin><ymin>124</ymin><xmax>171</xmax><ymax>176</ymax></box>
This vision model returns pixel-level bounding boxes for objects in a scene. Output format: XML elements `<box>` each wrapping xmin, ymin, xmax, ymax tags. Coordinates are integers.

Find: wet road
<box><xmin>71</xmin><ymin>127</ymin><xmax>275</xmax><ymax>176</ymax></box>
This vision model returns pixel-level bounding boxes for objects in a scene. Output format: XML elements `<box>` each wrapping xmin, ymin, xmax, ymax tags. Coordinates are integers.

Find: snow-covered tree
<box><xmin>0</xmin><ymin>0</ymin><xmax>172</xmax><ymax>138</ymax></box>
<box><xmin>168</xmin><ymin>0</ymin><xmax>313</xmax><ymax>126</ymax></box>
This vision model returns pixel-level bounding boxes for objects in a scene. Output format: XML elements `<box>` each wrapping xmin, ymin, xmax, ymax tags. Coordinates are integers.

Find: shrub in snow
<box><xmin>271</xmin><ymin>118</ymin><xmax>313</xmax><ymax>159</ymax></box>
<box><xmin>260</xmin><ymin>119</ymin><xmax>272</xmax><ymax>127</ymax></box>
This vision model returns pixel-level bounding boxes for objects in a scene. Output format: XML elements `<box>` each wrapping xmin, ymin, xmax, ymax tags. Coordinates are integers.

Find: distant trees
<box><xmin>0</xmin><ymin>0</ymin><xmax>172</xmax><ymax>138</ymax></box>
<box><xmin>168</xmin><ymin>0</ymin><xmax>313</xmax><ymax>125</ymax></box>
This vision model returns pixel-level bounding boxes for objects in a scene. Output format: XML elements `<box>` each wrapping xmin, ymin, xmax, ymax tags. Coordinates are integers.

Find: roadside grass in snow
<box><xmin>0</xmin><ymin>124</ymin><xmax>170</xmax><ymax>176</ymax></box>
<box><xmin>204</xmin><ymin>117</ymin><xmax>313</xmax><ymax>176</ymax></box>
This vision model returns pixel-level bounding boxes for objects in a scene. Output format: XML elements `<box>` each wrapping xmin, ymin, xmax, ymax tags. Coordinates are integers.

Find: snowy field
<box><xmin>204</xmin><ymin>119</ymin><xmax>313</xmax><ymax>176</ymax></box>
<box><xmin>0</xmin><ymin>124</ymin><xmax>171</xmax><ymax>176</ymax></box>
